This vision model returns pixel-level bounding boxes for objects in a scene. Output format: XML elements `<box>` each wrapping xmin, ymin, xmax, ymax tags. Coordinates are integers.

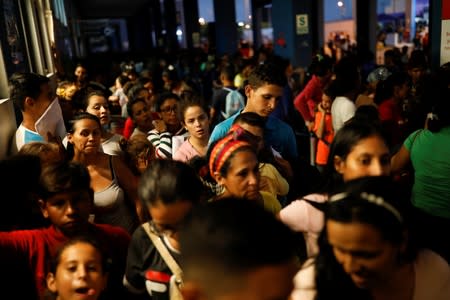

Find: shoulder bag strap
<box><xmin>142</xmin><ymin>223</ymin><xmax>184</xmax><ymax>283</ymax></box>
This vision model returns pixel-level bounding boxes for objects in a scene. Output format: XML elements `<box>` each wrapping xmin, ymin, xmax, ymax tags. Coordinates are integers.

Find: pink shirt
<box><xmin>279</xmin><ymin>193</ymin><xmax>328</xmax><ymax>257</ymax></box>
<box><xmin>173</xmin><ymin>139</ymin><xmax>200</xmax><ymax>162</ymax></box>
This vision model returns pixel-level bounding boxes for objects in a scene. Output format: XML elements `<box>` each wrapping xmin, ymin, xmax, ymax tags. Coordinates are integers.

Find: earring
<box><xmin>214</xmin><ymin>183</ymin><xmax>225</xmax><ymax>196</ymax></box>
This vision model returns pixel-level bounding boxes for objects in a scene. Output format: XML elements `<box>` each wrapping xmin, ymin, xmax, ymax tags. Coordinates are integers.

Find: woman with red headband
<box><xmin>207</xmin><ymin>132</ymin><xmax>281</xmax><ymax>214</ymax></box>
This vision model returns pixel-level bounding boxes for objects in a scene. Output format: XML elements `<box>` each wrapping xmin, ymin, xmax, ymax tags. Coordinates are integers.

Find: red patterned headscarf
<box><xmin>209</xmin><ymin>134</ymin><xmax>252</xmax><ymax>178</ymax></box>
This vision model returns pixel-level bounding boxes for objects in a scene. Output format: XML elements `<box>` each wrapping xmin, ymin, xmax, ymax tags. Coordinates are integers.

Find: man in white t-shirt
<box><xmin>9</xmin><ymin>73</ymin><xmax>64</xmax><ymax>152</ymax></box>
<box><xmin>330</xmin><ymin>58</ymin><xmax>360</xmax><ymax>132</ymax></box>
<box><xmin>331</xmin><ymin>95</ymin><xmax>356</xmax><ymax>132</ymax></box>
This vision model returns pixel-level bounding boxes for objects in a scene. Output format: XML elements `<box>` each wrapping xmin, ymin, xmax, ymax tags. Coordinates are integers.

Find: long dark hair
<box><xmin>374</xmin><ymin>72</ymin><xmax>409</xmax><ymax>105</ymax></box>
<box><xmin>427</xmin><ymin>87</ymin><xmax>450</xmax><ymax>132</ymax></box>
<box><xmin>320</xmin><ymin>121</ymin><xmax>387</xmax><ymax>193</ymax></box>
<box><xmin>314</xmin><ymin>176</ymin><xmax>417</xmax><ymax>300</ymax></box>
<box><xmin>49</xmin><ymin>235</ymin><xmax>110</xmax><ymax>275</ymax></box>
<box><xmin>44</xmin><ymin>235</ymin><xmax>110</xmax><ymax>300</ymax></box>
<box><xmin>138</xmin><ymin>159</ymin><xmax>205</xmax><ymax>206</ymax></box>
<box><xmin>177</xmin><ymin>94</ymin><xmax>209</xmax><ymax>125</ymax></box>
<box><xmin>66</xmin><ymin>113</ymin><xmax>102</xmax><ymax>159</ymax></box>
<box><xmin>38</xmin><ymin>161</ymin><xmax>92</xmax><ymax>201</ymax></box>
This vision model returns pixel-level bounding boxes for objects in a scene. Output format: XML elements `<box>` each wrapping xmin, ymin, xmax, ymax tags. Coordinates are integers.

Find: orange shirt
<box><xmin>313</xmin><ymin>111</ymin><xmax>333</xmax><ymax>165</ymax></box>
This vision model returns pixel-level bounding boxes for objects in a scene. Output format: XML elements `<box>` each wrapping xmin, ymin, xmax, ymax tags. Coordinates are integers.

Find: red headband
<box><xmin>209</xmin><ymin>135</ymin><xmax>251</xmax><ymax>178</ymax></box>
<box><xmin>229</xmin><ymin>123</ymin><xmax>245</xmax><ymax>136</ymax></box>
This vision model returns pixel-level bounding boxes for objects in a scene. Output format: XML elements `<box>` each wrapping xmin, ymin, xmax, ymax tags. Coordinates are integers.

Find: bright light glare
<box><xmin>244</xmin><ymin>24</ymin><xmax>251</xmax><ymax>29</ymax></box>
<box><xmin>198</xmin><ymin>17</ymin><xmax>206</xmax><ymax>25</ymax></box>
<box><xmin>238</xmin><ymin>21</ymin><xmax>244</xmax><ymax>27</ymax></box>
<box><xmin>176</xmin><ymin>29</ymin><xmax>183</xmax><ymax>36</ymax></box>
<box><xmin>337</xmin><ymin>1</ymin><xmax>344</xmax><ymax>7</ymax></box>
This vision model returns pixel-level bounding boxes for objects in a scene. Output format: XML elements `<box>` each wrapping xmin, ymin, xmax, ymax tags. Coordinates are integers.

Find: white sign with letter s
<box><xmin>296</xmin><ymin>14</ymin><xmax>309</xmax><ymax>35</ymax></box>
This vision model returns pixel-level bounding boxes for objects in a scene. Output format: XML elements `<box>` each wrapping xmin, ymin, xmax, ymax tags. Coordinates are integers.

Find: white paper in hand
<box><xmin>35</xmin><ymin>99</ymin><xmax>67</xmax><ymax>141</ymax></box>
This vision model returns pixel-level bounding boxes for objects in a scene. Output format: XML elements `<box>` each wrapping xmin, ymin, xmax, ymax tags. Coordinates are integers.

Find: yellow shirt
<box><xmin>261</xmin><ymin>191</ymin><xmax>282</xmax><ymax>214</ymax></box>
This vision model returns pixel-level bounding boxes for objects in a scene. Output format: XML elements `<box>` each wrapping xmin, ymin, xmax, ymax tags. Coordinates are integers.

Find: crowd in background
<box><xmin>1</xmin><ymin>43</ymin><xmax>450</xmax><ymax>300</ymax></box>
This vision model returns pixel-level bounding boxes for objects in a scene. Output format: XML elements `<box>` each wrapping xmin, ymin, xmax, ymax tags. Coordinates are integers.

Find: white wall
<box><xmin>324</xmin><ymin>19</ymin><xmax>356</xmax><ymax>42</ymax></box>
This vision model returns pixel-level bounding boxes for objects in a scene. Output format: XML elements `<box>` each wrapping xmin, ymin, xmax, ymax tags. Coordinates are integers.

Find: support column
<box><xmin>316</xmin><ymin>0</ymin><xmax>325</xmax><ymax>49</ymax></box>
<box><xmin>410</xmin><ymin>0</ymin><xmax>416</xmax><ymax>45</ymax></box>
<box><xmin>405</xmin><ymin>0</ymin><xmax>412</xmax><ymax>42</ymax></box>
<box><xmin>150</xmin><ymin>0</ymin><xmax>163</xmax><ymax>48</ymax></box>
<box><xmin>356</xmin><ymin>0</ymin><xmax>377</xmax><ymax>58</ymax></box>
<box><xmin>163</xmin><ymin>0</ymin><xmax>179</xmax><ymax>51</ymax></box>
<box><xmin>25</xmin><ymin>0</ymin><xmax>44</xmax><ymax>74</ymax></box>
<box><xmin>251</xmin><ymin>0</ymin><xmax>263</xmax><ymax>50</ymax></box>
<box><xmin>183</xmin><ymin>0</ymin><xmax>200</xmax><ymax>49</ymax></box>
<box><xmin>272</xmin><ymin>0</ymin><xmax>320</xmax><ymax>68</ymax></box>
<box><xmin>213</xmin><ymin>0</ymin><xmax>238</xmax><ymax>56</ymax></box>
<box><xmin>432</xmin><ymin>0</ymin><xmax>443</xmax><ymax>69</ymax></box>
<box><xmin>127</xmin><ymin>6</ymin><xmax>153</xmax><ymax>53</ymax></box>
<box><xmin>36</xmin><ymin>0</ymin><xmax>54</xmax><ymax>74</ymax></box>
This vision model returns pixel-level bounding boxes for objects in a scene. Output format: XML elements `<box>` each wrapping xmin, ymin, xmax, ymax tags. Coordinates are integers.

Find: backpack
<box><xmin>221</xmin><ymin>87</ymin><xmax>245</xmax><ymax>119</ymax></box>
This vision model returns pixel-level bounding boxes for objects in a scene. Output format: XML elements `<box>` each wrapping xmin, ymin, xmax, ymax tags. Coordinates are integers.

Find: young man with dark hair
<box><xmin>209</xmin><ymin>63</ymin><xmax>298</xmax><ymax>162</ymax></box>
<box><xmin>9</xmin><ymin>72</ymin><xmax>65</xmax><ymax>152</ymax></box>
<box><xmin>180</xmin><ymin>199</ymin><xmax>299</xmax><ymax>300</ymax></box>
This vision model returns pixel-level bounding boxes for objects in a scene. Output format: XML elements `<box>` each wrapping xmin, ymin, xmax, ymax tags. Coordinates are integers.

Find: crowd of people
<box><xmin>1</xmin><ymin>45</ymin><xmax>450</xmax><ymax>300</ymax></box>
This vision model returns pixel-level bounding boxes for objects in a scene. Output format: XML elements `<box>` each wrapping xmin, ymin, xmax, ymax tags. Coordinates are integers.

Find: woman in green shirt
<box><xmin>391</xmin><ymin>88</ymin><xmax>450</xmax><ymax>263</ymax></box>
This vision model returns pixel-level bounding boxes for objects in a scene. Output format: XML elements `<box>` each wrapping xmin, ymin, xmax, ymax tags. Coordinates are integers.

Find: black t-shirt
<box><xmin>124</xmin><ymin>225</ymin><xmax>181</xmax><ymax>300</ymax></box>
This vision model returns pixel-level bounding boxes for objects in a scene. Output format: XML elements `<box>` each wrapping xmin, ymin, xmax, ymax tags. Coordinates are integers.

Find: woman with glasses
<box><xmin>124</xmin><ymin>159</ymin><xmax>205</xmax><ymax>300</ymax></box>
<box><xmin>148</xmin><ymin>92</ymin><xmax>186</xmax><ymax>159</ymax></box>
<box><xmin>291</xmin><ymin>176</ymin><xmax>450</xmax><ymax>300</ymax></box>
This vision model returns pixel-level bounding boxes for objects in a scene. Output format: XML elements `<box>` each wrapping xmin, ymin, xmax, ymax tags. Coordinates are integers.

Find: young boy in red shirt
<box><xmin>0</xmin><ymin>161</ymin><xmax>132</xmax><ymax>300</ymax></box>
